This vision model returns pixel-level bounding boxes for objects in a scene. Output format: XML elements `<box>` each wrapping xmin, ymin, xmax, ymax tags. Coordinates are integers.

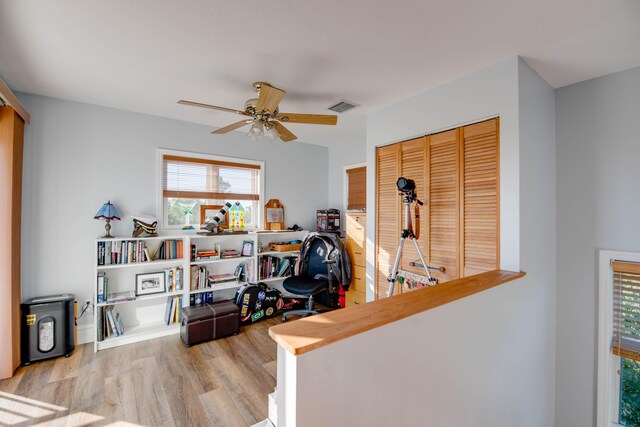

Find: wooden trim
<box><xmin>269</xmin><ymin>269</ymin><xmax>525</xmax><ymax>355</ymax></box>
<box><xmin>0</xmin><ymin>107</ymin><xmax>24</xmax><ymax>378</ymax></box>
<box><xmin>0</xmin><ymin>79</ymin><xmax>29</xmax><ymax>124</ymax></box>
<box><xmin>162</xmin><ymin>190</ymin><xmax>259</xmax><ymax>201</ymax></box>
<box><xmin>162</xmin><ymin>154</ymin><xmax>261</xmax><ymax>170</ymax></box>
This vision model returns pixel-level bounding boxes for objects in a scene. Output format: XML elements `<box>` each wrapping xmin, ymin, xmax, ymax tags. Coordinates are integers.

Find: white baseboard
<box><xmin>77</xmin><ymin>324</ymin><xmax>94</xmax><ymax>345</ymax></box>
<box><xmin>269</xmin><ymin>390</ymin><xmax>277</xmax><ymax>426</ymax></box>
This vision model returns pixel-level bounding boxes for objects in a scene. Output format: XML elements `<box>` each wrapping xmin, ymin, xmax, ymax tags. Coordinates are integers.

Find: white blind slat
<box><xmin>163</xmin><ymin>156</ymin><xmax>259</xmax><ymax>197</ymax></box>
<box><xmin>612</xmin><ymin>260</ymin><xmax>640</xmax><ymax>361</ymax></box>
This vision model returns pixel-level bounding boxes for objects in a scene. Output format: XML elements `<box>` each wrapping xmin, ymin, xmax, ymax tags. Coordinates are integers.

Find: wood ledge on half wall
<box><xmin>268</xmin><ymin>269</ymin><xmax>526</xmax><ymax>356</ymax></box>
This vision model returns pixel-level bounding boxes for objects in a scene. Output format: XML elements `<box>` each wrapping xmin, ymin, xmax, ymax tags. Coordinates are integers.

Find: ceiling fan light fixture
<box><xmin>266</xmin><ymin>124</ymin><xmax>280</xmax><ymax>140</ymax></box>
<box><xmin>248</xmin><ymin>121</ymin><xmax>264</xmax><ymax>140</ymax></box>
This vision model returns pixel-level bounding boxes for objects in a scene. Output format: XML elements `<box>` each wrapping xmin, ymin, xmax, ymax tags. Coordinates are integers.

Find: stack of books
<box><xmin>165</xmin><ymin>296</ymin><xmax>182</xmax><ymax>325</ymax></box>
<box><xmin>195</xmin><ymin>249</ymin><xmax>219</xmax><ymax>260</ymax></box>
<box><xmin>97</xmin><ymin>305</ymin><xmax>124</xmax><ymax>341</ymax></box>
<box><xmin>221</xmin><ymin>249</ymin><xmax>240</xmax><ymax>258</ymax></box>
<box><xmin>106</xmin><ymin>290</ymin><xmax>135</xmax><ymax>303</ymax></box>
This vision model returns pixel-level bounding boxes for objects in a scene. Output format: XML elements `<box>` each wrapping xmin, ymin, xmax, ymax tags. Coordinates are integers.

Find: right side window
<box><xmin>601</xmin><ymin>256</ymin><xmax>640</xmax><ymax>427</ymax></box>
<box><xmin>611</xmin><ymin>260</ymin><xmax>640</xmax><ymax>427</ymax></box>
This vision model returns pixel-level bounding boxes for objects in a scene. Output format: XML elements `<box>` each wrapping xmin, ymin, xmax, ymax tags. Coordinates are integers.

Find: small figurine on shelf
<box><xmin>229</xmin><ymin>202</ymin><xmax>246</xmax><ymax>230</ymax></box>
<box><xmin>182</xmin><ymin>203</ymin><xmax>196</xmax><ymax>230</ymax></box>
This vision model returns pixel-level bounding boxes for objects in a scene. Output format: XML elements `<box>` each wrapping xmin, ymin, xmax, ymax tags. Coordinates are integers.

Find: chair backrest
<box><xmin>304</xmin><ymin>237</ymin><xmax>331</xmax><ymax>279</ymax></box>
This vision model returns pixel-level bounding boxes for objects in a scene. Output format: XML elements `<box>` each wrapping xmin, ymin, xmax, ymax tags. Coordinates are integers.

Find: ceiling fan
<box><xmin>178</xmin><ymin>82</ymin><xmax>338</xmax><ymax>142</ymax></box>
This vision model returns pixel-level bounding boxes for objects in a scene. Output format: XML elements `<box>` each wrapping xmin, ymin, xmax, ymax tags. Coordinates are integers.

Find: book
<box><xmin>97</xmin><ymin>307</ymin><xmax>104</xmax><ymax>341</ymax></box>
<box><xmin>165</xmin><ymin>297</ymin><xmax>174</xmax><ymax>325</ymax></box>
<box><xmin>170</xmin><ymin>297</ymin><xmax>177</xmax><ymax>324</ymax></box>
<box><xmin>115</xmin><ymin>312</ymin><xmax>124</xmax><ymax>335</ymax></box>
<box><xmin>106</xmin><ymin>307</ymin><xmax>119</xmax><ymax>337</ymax></box>
<box><xmin>97</xmin><ymin>273</ymin><xmax>106</xmax><ymax>303</ymax></box>
<box><xmin>209</xmin><ymin>273</ymin><xmax>236</xmax><ymax>284</ymax></box>
<box><xmin>106</xmin><ymin>290</ymin><xmax>135</xmax><ymax>303</ymax></box>
<box><xmin>221</xmin><ymin>249</ymin><xmax>240</xmax><ymax>258</ymax></box>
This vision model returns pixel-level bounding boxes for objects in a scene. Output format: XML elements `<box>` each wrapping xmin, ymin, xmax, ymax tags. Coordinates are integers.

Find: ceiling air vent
<box><xmin>328</xmin><ymin>100</ymin><xmax>359</xmax><ymax>113</ymax></box>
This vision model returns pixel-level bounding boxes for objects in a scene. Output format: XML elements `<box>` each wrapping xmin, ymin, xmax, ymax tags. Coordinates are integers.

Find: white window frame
<box><xmin>597</xmin><ymin>250</ymin><xmax>640</xmax><ymax>427</ymax></box>
<box><xmin>156</xmin><ymin>149</ymin><xmax>265</xmax><ymax>232</ymax></box>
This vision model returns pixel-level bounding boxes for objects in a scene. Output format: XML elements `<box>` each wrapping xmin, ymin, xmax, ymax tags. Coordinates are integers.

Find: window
<box><xmin>160</xmin><ymin>152</ymin><xmax>263</xmax><ymax>230</ymax></box>
<box><xmin>598</xmin><ymin>251</ymin><xmax>640</xmax><ymax>427</ymax></box>
<box><xmin>346</xmin><ymin>166</ymin><xmax>366</xmax><ymax>211</ymax></box>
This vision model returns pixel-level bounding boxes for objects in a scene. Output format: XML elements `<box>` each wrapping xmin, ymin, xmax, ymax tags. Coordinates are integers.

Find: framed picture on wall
<box><xmin>201</xmin><ymin>205</ymin><xmax>229</xmax><ymax>229</ymax></box>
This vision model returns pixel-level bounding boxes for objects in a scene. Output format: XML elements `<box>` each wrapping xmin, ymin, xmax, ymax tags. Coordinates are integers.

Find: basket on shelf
<box><xmin>269</xmin><ymin>243</ymin><xmax>301</xmax><ymax>252</ymax></box>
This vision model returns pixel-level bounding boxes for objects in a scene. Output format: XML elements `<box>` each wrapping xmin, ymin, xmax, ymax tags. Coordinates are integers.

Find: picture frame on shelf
<box><xmin>135</xmin><ymin>272</ymin><xmax>166</xmax><ymax>296</ymax></box>
<box><xmin>201</xmin><ymin>205</ymin><xmax>229</xmax><ymax>229</ymax></box>
<box><xmin>241</xmin><ymin>240</ymin><xmax>254</xmax><ymax>257</ymax></box>
<box><xmin>265</xmin><ymin>199</ymin><xmax>285</xmax><ymax>230</ymax></box>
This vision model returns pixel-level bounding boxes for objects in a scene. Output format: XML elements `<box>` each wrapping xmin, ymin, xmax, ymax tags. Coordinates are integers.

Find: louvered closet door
<box><xmin>399</xmin><ymin>137</ymin><xmax>428</xmax><ymax>292</ymax></box>
<box><xmin>462</xmin><ymin>118</ymin><xmax>499</xmax><ymax>275</ymax></box>
<box><xmin>376</xmin><ymin>144</ymin><xmax>400</xmax><ymax>298</ymax></box>
<box><xmin>428</xmin><ymin>129</ymin><xmax>460</xmax><ymax>283</ymax></box>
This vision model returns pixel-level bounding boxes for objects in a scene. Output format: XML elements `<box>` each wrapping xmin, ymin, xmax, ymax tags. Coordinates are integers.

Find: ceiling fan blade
<box><xmin>211</xmin><ymin>120</ymin><xmax>253</xmax><ymax>134</ymax></box>
<box><xmin>275</xmin><ymin>113</ymin><xmax>337</xmax><ymax>125</ymax></box>
<box><xmin>255</xmin><ymin>83</ymin><xmax>285</xmax><ymax>114</ymax></box>
<box><xmin>178</xmin><ymin>100</ymin><xmax>248</xmax><ymax>116</ymax></box>
<box><xmin>272</xmin><ymin>121</ymin><xmax>297</xmax><ymax>142</ymax></box>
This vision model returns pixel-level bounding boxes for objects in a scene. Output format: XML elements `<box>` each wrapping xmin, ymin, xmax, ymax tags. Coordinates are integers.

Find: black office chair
<box><xmin>282</xmin><ymin>234</ymin><xmax>339</xmax><ymax>322</ymax></box>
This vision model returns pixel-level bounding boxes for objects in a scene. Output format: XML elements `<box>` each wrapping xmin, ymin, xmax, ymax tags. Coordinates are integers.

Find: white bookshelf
<box><xmin>256</xmin><ymin>230</ymin><xmax>308</xmax><ymax>286</ymax></box>
<box><xmin>97</xmin><ymin>322</ymin><xmax>181</xmax><ymax>351</ymax></box>
<box><xmin>188</xmin><ymin>233</ymin><xmax>258</xmax><ymax>306</ymax></box>
<box><xmin>93</xmin><ymin>235</ymin><xmax>190</xmax><ymax>352</ymax></box>
<box><xmin>92</xmin><ymin>230</ymin><xmax>308</xmax><ymax>351</ymax></box>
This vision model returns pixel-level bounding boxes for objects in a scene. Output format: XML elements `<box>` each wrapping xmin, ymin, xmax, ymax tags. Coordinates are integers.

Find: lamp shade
<box><xmin>94</xmin><ymin>201</ymin><xmax>121</xmax><ymax>221</ymax></box>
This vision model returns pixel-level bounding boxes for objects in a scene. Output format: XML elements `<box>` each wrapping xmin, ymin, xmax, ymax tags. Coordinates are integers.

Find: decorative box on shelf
<box><xmin>269</xmin><ymin>243</ymin><xmax>301</xmax><ymax>252</ymax></box>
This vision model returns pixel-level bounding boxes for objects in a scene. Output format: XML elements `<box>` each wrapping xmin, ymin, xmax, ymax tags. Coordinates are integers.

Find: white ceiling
<box><xmin>1</xmin><ymin>0</ymin><xmax>639</xmax><ymax>146</ymax></box>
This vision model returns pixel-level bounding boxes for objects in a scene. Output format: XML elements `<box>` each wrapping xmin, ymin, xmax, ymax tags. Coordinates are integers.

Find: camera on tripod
<box><xmin>396</xmin><ymin>177</ymin><xmax>421</xmax><ymax>205</ymax></box>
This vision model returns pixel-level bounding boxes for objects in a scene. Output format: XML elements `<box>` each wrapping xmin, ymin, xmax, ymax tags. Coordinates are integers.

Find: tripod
<box><xmin>387</xmin><ymin>193</ymin><xmax>435</xmax><ymax>297</ymax></box>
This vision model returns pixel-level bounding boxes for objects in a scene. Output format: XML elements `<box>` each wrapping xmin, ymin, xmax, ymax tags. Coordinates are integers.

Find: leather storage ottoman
<box><xmin>180</xmin><ymin>300</ymin><xmax>239</xmax><ymax>347</ymax></box>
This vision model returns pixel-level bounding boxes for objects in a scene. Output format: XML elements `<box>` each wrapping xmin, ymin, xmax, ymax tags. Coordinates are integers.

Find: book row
<box><xmin>96</xmin><ymin>305</ymin><xmax>124</xmax><ymax>341</ymax></box>
<box><xmin>96</xmin><ymin>239</ymin><xmax>183</xmax><ymax>266</ymax></box>
<box><xmin>165</xmin><ymin>296</ymin><xmax>182</xmax><ymax>325</ymax></box>
<box><xmin>96</xmin><ymin>266</ymin><xmax>184</xmax><ymax>303</ymax></box>
<box><xmin>259</xmin><ymin>255</ymin><xmax>299</xmax><ymax>280</ymax></box>
<box><xmin>189</xmin><ymin>261</ymin><xmax>252</xmax><ymax>290</ymax></box>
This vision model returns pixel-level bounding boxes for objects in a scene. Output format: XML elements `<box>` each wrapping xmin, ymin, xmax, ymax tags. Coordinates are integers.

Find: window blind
<box><xmin>612</xmin><ymin>260</ymin><xmax>640</xmax><ymax>361</ymax></box>
<box><xmin>163</xmin><ymin>155</ymin><xmax>260</xmax><ymax>201</ymax></box>
<box><xmin>347</xmin><ymin>166</ymin><xmax>366</xmax><ymax>210</ymax></box>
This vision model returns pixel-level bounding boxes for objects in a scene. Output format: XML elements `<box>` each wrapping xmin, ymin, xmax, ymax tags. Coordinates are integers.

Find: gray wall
<box><xmin>326</xmin><ymin>118</ymin><xmax>366</xmax><ymax>210</ymax></box>
<box><xmin>18</xmin><ymin>94</ymin><xmax>328</xmax><ymax>323</ymax></box>
<box><xmin>555</xmin><ymin>66</ymin><xmax>640</xmax><ymax>427</ymax></box>
<box><xmin>362</xmin><ymin>57</ymin><xmax>557</xmax><ymax>426</ymax></box>
<box><xmin>518</xmin><ymin>58</ymin><xmax>557</xmax><ymax>426</ymax></box>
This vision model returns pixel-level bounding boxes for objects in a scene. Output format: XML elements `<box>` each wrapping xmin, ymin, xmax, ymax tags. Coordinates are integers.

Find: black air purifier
<box><xmin>21</xmin><ymin>294</ymin><xmax>75</xmax><ymax>365</ymax></box>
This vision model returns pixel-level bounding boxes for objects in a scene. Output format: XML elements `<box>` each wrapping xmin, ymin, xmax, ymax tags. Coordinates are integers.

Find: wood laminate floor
<box><xmin>0</xmin><ymin>318</ymin><xmax>280</xmax><ymax>427</ymax></box>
